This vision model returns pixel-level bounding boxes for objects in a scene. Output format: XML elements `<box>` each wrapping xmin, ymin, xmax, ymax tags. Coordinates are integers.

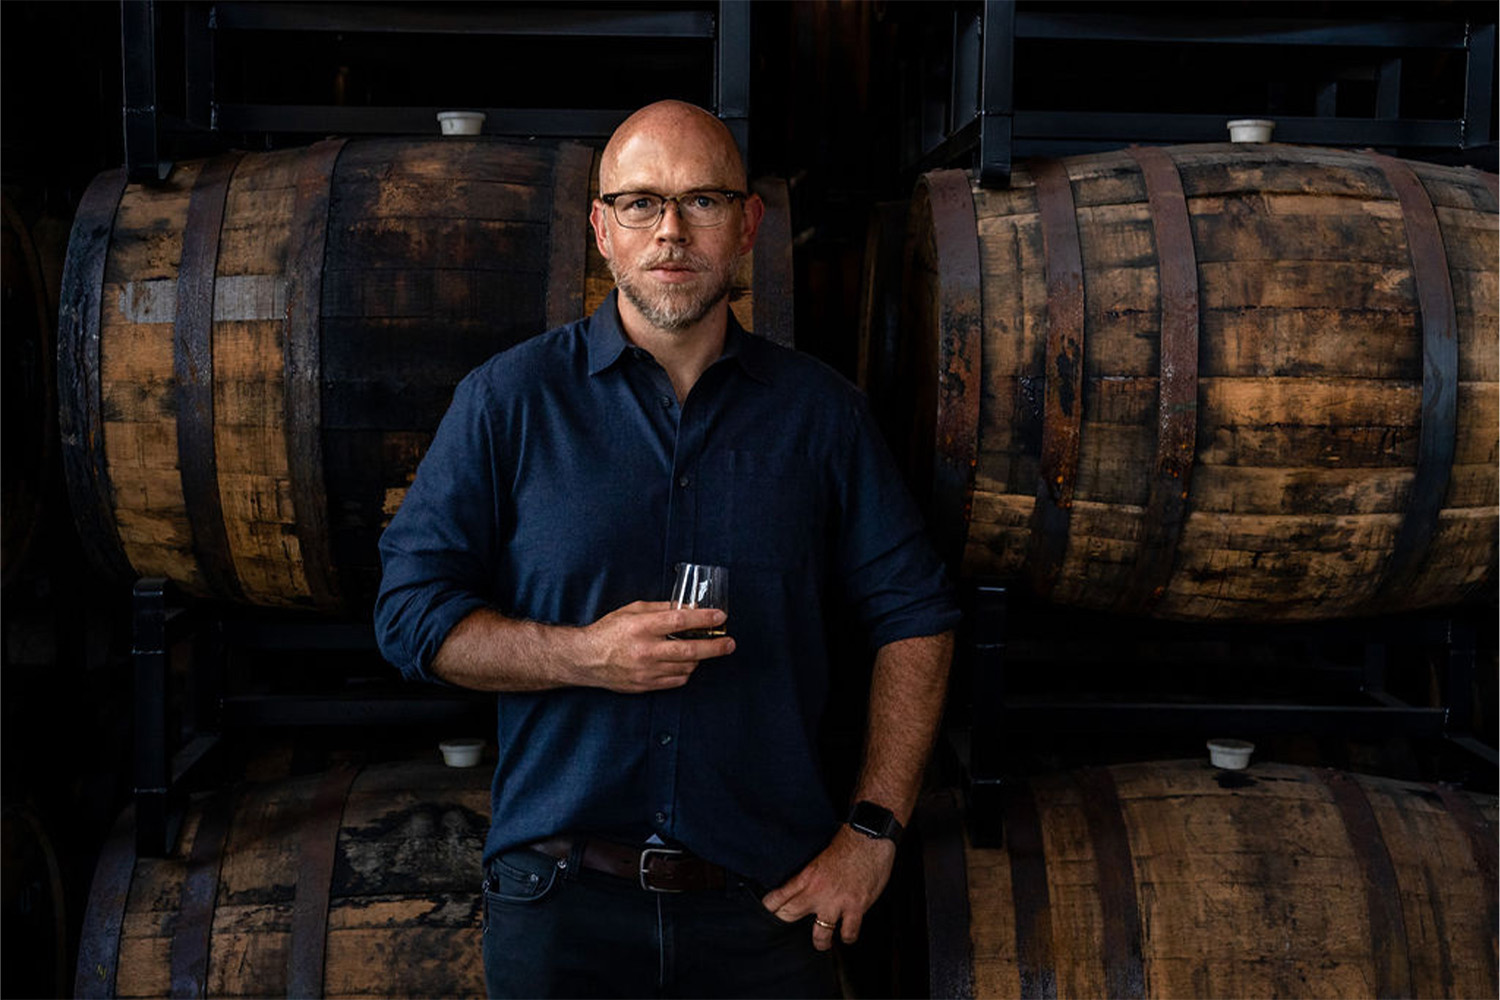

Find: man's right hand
<box><xmin>575</xmin><ymin>601</ymin><xmax>734</xmax><ymax>693</ymax></box>
<box><xmin>430</xmin><ymin>601</ymin><xmax>733</xmax><ymax>694</ymax></box>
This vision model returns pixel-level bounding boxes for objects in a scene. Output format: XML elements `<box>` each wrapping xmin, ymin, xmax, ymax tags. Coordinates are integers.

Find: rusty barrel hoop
<box><xmin>174</xmin><ymin>151</ymin><xmax>247</xmax><ymax>603</ymax></box>
<box><xmin>910</xmin><ymin>170</ymin><xmax>984</xmax><ymax>568</ymax></box>
<box><xmin>1027</xmin><ymin>158</ymin><xmax>1087</xmax><ymax>599</ymax></box>
<box><xmin>281</xmin><ymin>138</ymin><xmax>348</xmax><ymax>609</ymax></box>
<box><xmin>57</xmin><ymin>168</ymin><xmax>132</xmax><ymax>584</ymax></box>
<box><xmin>1365</xmin><ymin>152</ymin><xmax>1460</xmax><ymax>602</ymax></box>
<box><xmin>1117</xmin><ymin>146</ymin><xmax>1200</xmax><ymax>614</ymax></box>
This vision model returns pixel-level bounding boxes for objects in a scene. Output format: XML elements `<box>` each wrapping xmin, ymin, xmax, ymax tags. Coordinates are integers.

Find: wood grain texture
<box><xmin>215</xmin><ymin>149</ymin><xmax>307</xmax><ymax>605</ymax></box>
<box><xmin>106</xmin><ymin>759</ymin><xmax>490</xmax><ymax>999</ymax></box>
<box><xmin>68</xmin><ymin>136</ymin><xmax>796</xmax><ymax>610</ymax></box>
<box><xmin>910</xmin><ymin>143</ymin><xmax>1498</xmax><ymax>620</ymax></box>
<box><xmin>959</xmin><ymin>761</ymin><xmax>1498</xmax><ymax>999</ymax></box>
<box><xmin>99</xmin><ymin>162</ymin><xmax>204</xmax><ymax>592</ymax></box>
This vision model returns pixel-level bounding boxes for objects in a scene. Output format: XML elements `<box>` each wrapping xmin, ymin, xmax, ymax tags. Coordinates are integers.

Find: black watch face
<box><xmin>849</xmin><ymin>802</ymin><xmax>897</xmax><ymax>839</ymax></box>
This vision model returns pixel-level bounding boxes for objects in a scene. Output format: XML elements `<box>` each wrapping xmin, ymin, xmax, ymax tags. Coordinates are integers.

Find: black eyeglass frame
<box><xmin>599</xmin><ymin>189</ymin><xmax>749</xmax><ymax>229</ymax></box>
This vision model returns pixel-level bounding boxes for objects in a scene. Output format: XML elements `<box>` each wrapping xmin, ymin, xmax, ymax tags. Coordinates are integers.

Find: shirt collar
<box><xmin>585</xmin><ymin>289</ymin><xmax>775</xmax><ymax>385</ymax></box>
<box><xmin>585</xmin><ymin>290</ymin><xmax>633</xmax><ymax>375</ymax></box>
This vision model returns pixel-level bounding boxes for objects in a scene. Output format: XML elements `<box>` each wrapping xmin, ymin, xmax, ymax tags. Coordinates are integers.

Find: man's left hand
<box><xmin>759</xmin><ymin>825</ymin><xmax>897</xmax><ymax>951</ymax></box>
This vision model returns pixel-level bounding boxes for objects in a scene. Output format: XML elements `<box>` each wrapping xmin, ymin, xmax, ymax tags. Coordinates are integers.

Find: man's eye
<box><xmin>687</xmin><ymin>194</ymin><xmax>718</xmax><ymax>209</ymax></box>
<box><xmin>625</xmin><ymin>196</ymin><xmax>658</xmax><ymax>212</ymax></box>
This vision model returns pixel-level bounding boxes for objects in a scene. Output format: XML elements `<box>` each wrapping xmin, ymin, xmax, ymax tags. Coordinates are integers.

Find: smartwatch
<box><xmin>846</xmin><ymin>801</ymin><xmax>903</xmax><ymax>843</ymax></box>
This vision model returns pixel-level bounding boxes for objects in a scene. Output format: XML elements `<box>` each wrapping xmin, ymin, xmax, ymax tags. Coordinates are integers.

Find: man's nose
<box><xmin>654</xmin><ymin>200</ymin><xmax>689</xmax><ymax>241</ymax></box>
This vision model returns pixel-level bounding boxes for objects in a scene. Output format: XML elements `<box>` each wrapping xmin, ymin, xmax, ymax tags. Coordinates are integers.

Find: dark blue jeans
<box><xmin>482</xmin><ymin>846</ymin><xmax>840</xmax><ymax>999</ymax></box>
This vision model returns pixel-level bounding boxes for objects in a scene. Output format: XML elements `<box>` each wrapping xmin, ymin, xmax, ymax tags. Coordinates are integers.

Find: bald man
<box><xmin>376</xmin><ymin>101</ymin><xmax>958</xmax><ymax>998</ymax></box>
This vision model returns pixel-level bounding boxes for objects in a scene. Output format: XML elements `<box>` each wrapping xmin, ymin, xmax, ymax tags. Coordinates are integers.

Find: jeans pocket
<box><xmin>484</xmin><ymin>850</ymin><xmax>563</xmax><ymax>908</ymax></box>
<box><xmin>733</xmin><ymin>881</ymin><xmax>801</xmax><ymax>933</ymax></box>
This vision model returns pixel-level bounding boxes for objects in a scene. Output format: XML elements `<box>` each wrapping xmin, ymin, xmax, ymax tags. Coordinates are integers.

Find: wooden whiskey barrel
<box><xmin>74</xmin><ymin>758</ymin><xmax>491</xmax><ymax>999</ymax></box>
<box><xmin>57</xmin><ymin>138</ymin><xmax>793</xmax><ymax>611</ymax></box>
<box><xmin>904</xmin><ymin>144</ymin><xmax>1498</xmax><ymax>620</ymax></box>
<box><xmin>926</xmin><ymin>760</ymin><xmax>1498</xmax><ymax>999</ymax></box>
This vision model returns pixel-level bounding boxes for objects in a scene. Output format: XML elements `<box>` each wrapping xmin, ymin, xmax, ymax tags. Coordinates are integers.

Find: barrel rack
<box><xmin>126</xmin><ymin>575</ymin><xmax>1500</xmax><ymax>857</ymax></box>
<box><xmin>957</xmin><ymin>582</ymin><xmax>1498</xmax><ymax>848</ymax></box>
<box><xmin>127</xmin><ymin>577</ymin><xmax>490</xmax><ymax>857</ymax></box>
<box><xmin>898</xmin><ymin>0</ymin><xmax>1499</xmax><ymax>187</ymax></box>
<box><xmin>120</xmin><ymin>0</ymin><xmax>753</xmax><ymax>182</ymax></box>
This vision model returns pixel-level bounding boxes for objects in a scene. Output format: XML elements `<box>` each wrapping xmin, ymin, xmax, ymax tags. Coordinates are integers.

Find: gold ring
<box><xmin>814</xmin><ymin>917</ymin><xmax>837</xmax><ymax>930</ymax></box>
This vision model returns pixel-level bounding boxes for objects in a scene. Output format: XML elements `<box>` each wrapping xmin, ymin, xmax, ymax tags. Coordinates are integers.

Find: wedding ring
<box><xmin>814</xmin><ymin>917</ymin><xmax>837</xmax><ymax>930</ymax></box>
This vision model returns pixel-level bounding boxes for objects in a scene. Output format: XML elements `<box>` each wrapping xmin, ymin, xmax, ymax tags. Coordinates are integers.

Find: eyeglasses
<box><xmin>600</xmin><ymin>189</ymin><xmax>747</xmax><ymax>229</ymax></box>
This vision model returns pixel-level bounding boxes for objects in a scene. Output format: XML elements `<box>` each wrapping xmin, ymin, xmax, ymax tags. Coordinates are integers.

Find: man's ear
<box><xmin>737</xmin><ymin>193</ymin><xmax>766</xmax><ymax>256</ymax></box>
<box><xmin>590</xmin><ymin>200</ymin><xmax>611</xmax><ymax>258</ymax></box>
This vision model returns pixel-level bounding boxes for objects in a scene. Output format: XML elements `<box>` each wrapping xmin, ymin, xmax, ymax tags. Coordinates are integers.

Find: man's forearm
<box><xmin>430</xmin><ymin>607</ymin><xmax>590</xmax><ymax>692</ymax></box>
<box><xmin>759</xmin><ymin>629</ymin><xmax>954</xmax><ymax>943</ymax></box>
<box><xmin>428</xmin><ymin>601</ymin><xmax>736</xmax><ymax>694</ymax></box>
<box><xmin>853</xmin><ymin>630</ymin><xmax>955</xmax><ymax>824</ymax></box>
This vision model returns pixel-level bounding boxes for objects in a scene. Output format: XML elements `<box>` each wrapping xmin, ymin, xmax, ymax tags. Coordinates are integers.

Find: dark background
<box><xmin>2</xmin><ymin>2</ymin><xmax>1496</xmax><ymax>996</ymax></box>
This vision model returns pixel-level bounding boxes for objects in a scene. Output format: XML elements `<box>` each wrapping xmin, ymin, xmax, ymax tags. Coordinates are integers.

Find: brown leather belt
<box><xmin>530</xmin><ymin>837</ymin><xmax>728</xmax><ymax>893</ymax></box>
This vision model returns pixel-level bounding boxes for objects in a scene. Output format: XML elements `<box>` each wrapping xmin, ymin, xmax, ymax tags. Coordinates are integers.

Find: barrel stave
<box><xmin>208</xmin><ymin>151</ymin><xmax>304</xmax><ymax>605</ymax></box>
<box><xmin>1364</xmin><ymin>779</ymin><xmax>1497</xmax><ymax>998</ymax></box>
<box><xmin>324</xmin><ymin>896</ymin><xmax>480</xmax><ymax>998</ymax></box>
<box><xmin>100</xmin><ymin>163</ymin><xmax>205</xmax><ymax>594</ymax></box>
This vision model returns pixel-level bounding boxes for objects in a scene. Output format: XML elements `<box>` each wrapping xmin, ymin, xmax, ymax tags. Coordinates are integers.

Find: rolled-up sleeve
<box><xmin>835</xmin><ymin>393</ymin><xmax>962</xmax><ymax>650</ymax></box>
<box><xmin>374</xmin><ymin>370</ymin><xmax>507</xmax><ymax>683</ymax></box>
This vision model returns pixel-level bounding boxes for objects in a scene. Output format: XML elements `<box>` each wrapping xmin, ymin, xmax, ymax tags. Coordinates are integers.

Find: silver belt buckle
<box><xmin>638</xmin><ymin>846</ymin><xmax>686</xmax><ymax>892</ymax></box>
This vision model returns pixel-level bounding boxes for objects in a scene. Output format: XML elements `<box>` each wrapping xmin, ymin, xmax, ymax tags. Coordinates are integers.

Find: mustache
<box><xmin>638</xmin><ymin>249</ymin><xmax>711</xmax><ymax>270</ymax></box>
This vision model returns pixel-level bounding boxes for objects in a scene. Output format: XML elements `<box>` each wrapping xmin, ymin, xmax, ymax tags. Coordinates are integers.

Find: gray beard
<box><xmin>608</xmin><ymin>255</ymin><xmax>735</xmax><ymax>333</ymax></box>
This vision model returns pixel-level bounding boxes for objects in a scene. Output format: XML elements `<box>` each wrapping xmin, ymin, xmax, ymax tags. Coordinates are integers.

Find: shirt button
<box><xmin>653</xmin><ymin>810</ymin><xmax>668</xmax><ymax>825</ymax></box>
<box><xmin>660</xmin><ymin>395</ymin><xmax>673</xmax><ymax>409</ymax></box>
<box><xmin>657</xmin><ymin>732</ymin><xmax>674</xmax><ymax>746</ymax></box>
<box><xmin>677</xmin><ymin>475</ymin><xmax>690</xmax><ymax>488</ymax></box>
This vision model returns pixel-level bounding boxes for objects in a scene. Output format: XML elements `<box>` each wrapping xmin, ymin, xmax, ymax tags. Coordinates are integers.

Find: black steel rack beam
<box><xmin>214</xmin><ymin>104</ymin><xmax>632</xmax><ymax>137</ymax></box>
<box><xmin>133</xmin><ymin>578</ymin><xmax>224</xmax><ymax>855</ymax></box>
<box><xmin>1013</xmin><ymin>12</ymin><xmax>1473</xmax><ymax>49</ymax></box>
<box><xmin>212</xmin><ymin>2</ymin><xmax>717</xmax><ymax>37</ymax></box>
<box><xmin>128</xmin><ymin>578</ymin><xmax>496</xmax><ymax>852</ymax></box>
<box><xmin>121</xmin><ymin>0</ymin><xmax>753</xmax><ymax>181</ymax></box>
<box><xmin>929</xmin><ymin>0</ymin><xmax>1499</xmax><ymax>187</ymax></box>
<box><xmin>121</xmin><ymin>0</ymin><xmax>166</xmax><ymax>182</ymax></box>
<box><xmin>960</xmin><ymin>583</ymin><xmax>1498</xmax><ymax>846</ymax></box>
<box><xmin>221</xmin><ymin>693</ymin><xmax>490</xmax><ymax>728</ymax></box>
<box><xmin>916</xmin><ymin>111</ymin><xmax>1471</xmax><ymax>178</ymax></box>
<box><xmin>983</xmin><ymin>701</ymin><xmax>1449</xmax><ymax>738</ymax></box>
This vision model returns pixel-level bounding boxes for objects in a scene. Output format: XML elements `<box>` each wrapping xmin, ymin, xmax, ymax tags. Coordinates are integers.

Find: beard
<box><xmin>608</xmin><ymin>246</ymin><xmax>737</xmax><ymax>332</ymax></box>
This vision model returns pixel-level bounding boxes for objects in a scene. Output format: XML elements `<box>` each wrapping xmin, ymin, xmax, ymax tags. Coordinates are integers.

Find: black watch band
<box><xmin>846</xmin><ymin>801</ymin><xmax>903</xmax><ymax>843</ymax></box>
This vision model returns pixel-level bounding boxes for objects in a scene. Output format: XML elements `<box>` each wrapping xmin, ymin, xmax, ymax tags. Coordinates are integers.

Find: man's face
<box><xmin>590</xmin><ymin>120</ymin><xmax>762</xmax><ymax>334</ymax></box>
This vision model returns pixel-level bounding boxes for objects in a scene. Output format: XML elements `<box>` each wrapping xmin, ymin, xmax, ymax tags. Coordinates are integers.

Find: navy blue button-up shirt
<box><xmin>375</xmin><ymin>292</ymin><xmax>960</xmax><ymax>886</ymax></box>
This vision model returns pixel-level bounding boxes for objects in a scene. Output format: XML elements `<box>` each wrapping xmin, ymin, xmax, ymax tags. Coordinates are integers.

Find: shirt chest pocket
<box><xmin>727</xmin><ymin>450</ymin><xmax>823</xmax><ymax>571</ymax></box>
